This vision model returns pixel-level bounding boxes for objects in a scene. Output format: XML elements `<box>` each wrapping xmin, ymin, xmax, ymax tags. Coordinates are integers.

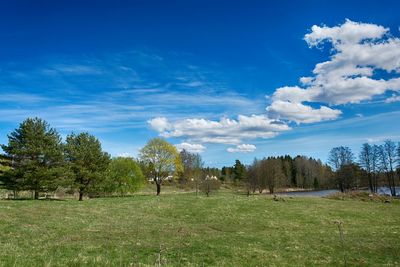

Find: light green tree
<box><xmin>103</xmin><ymin>157</ymin><xmax>145</xmax><ymax>196</ymax></box>
<box><xmin>139</xmin><ymin>138</ymin><xmax>182</xmax><ymax>195</ymax></box>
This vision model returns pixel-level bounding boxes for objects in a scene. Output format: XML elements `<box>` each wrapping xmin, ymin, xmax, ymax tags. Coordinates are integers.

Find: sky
<box><xmin>0</xmin><ymin>0</ymin><xmax>400</xmax><ymax>167</ymax></box>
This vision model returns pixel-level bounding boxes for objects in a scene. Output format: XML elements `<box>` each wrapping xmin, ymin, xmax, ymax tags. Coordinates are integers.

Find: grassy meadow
<box><xmin>0</xmin><ymin>190</ymin><xmax>399</xmax><ymax>266</ymax></box>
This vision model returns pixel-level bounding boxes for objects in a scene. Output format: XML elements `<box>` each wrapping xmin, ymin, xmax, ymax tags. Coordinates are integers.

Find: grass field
<box><xmin>0</xmin><ymin>191</ymin><xmax>399</xmax><ymax>266</ymax></box>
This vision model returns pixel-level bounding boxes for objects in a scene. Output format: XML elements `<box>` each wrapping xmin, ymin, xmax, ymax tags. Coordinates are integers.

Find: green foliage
<box><xmin>102</xmin><ymin>157</ymin><xmax>145</xmax><ymax>195</ymax></box>
<box><xmin>0</xmin><ymin>118</ymin><xmax>64</xmax><ymax>197</ymax></box>
<box><xmin>139</xmin><ymin>138</ymin><xmax>182</xmax><ymax>195</ymax></box>
<box><xmin>64</xmin><ymin>132</ymin><xmax>110</xmax><ymax>200</ymax></box>
<box><xmin>233</xmin><ymin>159</ymin><xmax>246</xmax><ymax>181</ymax></box>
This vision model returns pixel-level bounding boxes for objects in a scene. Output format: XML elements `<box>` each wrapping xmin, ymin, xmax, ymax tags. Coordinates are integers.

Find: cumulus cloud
<box><xmin>267</xmin><ymin>19</ymin><xmax>400</xmax><ymax>124</ymax></box>
<box><xmin>227</xmin><ymin>144</ymin><xmax>256</xmax><ymax>153</ymax></box>
<box><xmin>175</xmin><ymin>142</ymin><xmax>206</xmax><ymax>153</ymax></box>
<box><xmin>267</xmin><ymin>100</ymin><xmax>342</xmax><ymax>124</ymax></box>
<box><xmin>148</xmin><ymin>115</ymin><xmax>291</xmax><ymax>145</ymax></box>
<box><xmin>148</xmin><ymin>117</ymin><xmax>171</xmax><ymax>132</ymax></box>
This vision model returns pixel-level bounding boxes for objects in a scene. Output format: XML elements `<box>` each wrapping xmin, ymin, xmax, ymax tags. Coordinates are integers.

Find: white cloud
<box><xmin>117</xmin><ymin>152</ymin><xmax>133</xmax><ymax>158</ymax></box>
<box><xmin>148</xmin><ymin>117</ymin><xmax>171</xmax><ymax>132</ymax></box>
<box><xmin>304</xmin><ymin>19</ymin><xmax>387</xmax><ymax>47</ymax></box>
<box><xmin>227</xmin><ymin>144</ymin><xmax>256</xmax><ymax>153</ymax></box>
<box><xmin>149</xmin><ymin>115</ymin><xmax>291</xmax><ymax>145</ymax></box>
<box><xmin>267</xmin><ymin>19</ymin><xmax>400</xmax><ymax>124</ymax></box>
<box><xmin>385</xmin><ymin>94</ymin><xmax>400</xmax><ymax>103</ymax></box>
<box><xmin>267</xmin><ymin>100</ymin><xmax>342</xmax><ymax>124</ymax></box>
<box><xmin>175</xmin><ymin>142</ymin><xmax>206</xmax><ymax>153</ymax></box>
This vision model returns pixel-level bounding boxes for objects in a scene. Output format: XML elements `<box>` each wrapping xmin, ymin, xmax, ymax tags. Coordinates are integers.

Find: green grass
<box><xmin>0</xmin><ymin>192</ymin><xmax>399</xmax><ymax>266</ymax></box>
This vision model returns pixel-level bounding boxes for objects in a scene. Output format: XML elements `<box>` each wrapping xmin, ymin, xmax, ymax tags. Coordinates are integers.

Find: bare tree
<box><xmin>247</xmin><ymin>158</ymin><xmax>261</xmax><ymax>194</ymax></box>
<box><xmin>263</xmin><ymin>158</ymin><xmax>284</xmax><ymax>194</ymax></box>
<box><xmin>328</xmin><ymin>146</ymin><xmax>354</xmax><ymax>171</ymax></box>
<box><xmin>328</xmin><ymin>146</ymin><xmax>354</xmax><ymax>192</ymax></box>
<box><xmin>359</xmin><ymin>143</ymin><xmax>378</xmax><ymax>193</ymax></box>
<box><xmin>378</xmin><ymin>140</ymin><xmax>397</xmax><ymax>196</ymax></box>
<box><xmin>199</xmin><ymin>174</ymin><xmax>220</xmax><ymax>197</ymax></box>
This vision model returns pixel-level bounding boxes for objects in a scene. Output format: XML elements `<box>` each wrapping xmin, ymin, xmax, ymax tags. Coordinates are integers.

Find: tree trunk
<box><xmin>78</xmin><ymin>190</ymin><xmax>83</xmax><ymax>201</ymax></box>
<box><xmin>34</xmin><ymin>190</ymin><xmax>39</xmax><ymax>200</ymax></box>
<box><xmin>386</xmin><ymin>173</ymin><xmax>395</xmax><ymax>196</ymax></box>
<box><xmin>156</xmin><ymin>182</ymin><xmax>161</xmax><ymax>196</ymax></box>
<box><xmin>368</xmin><ymin>173</ymin><xmax>373</xmax><ymax>193</ymax></box>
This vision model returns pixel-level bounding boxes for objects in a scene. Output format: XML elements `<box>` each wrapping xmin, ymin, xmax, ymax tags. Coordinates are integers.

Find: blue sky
<box><xmin>1</xmin><ymin>0</ymin><xmax>400</xmax><ymax>167</ymax></box>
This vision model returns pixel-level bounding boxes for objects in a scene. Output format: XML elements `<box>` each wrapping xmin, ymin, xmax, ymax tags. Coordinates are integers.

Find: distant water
<box><xmin>277</xmin><ymin>187</ymin><xmax>400</xmax><ymax>197</ymax></box>
<box><xmin>277</xmin><ymin>189</ymin><xmax>338</xmax><ymax>197</ymax></box>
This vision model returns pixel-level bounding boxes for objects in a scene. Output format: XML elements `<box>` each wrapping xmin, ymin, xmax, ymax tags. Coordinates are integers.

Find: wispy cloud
<box><xmin>0</xmin><ymin>93</ymin><xmax>50</xmax><ymax>103</ymax></box>
<box><xmin>0</xmin><ymin>50</ymin><xmax>265</xmax><ymax>135</ymax></box>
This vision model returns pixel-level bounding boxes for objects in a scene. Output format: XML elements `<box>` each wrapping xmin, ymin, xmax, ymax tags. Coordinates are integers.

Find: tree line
<box><xmin>0</xmin><ymin>117</ymin><xmax>220</xmax><ymax>199</ymax></box>
<box><xmin>329</xmin><ymin>141</ymin><xmax>400</xmax><ymax>196</ymax></box>
<box><xmin>1</xmin><ymin>117</ymin><xmax>399</xmax><ymax>199</ymax></box>
<box><xmin>229</xmin><ymin>156</ymin><xmax>333</xmax><ymax>195</ymax></box>
<box><xmin>0</xmin><ymin>118</ymin><xmax>145</xmax><ymax>200</ymax></box>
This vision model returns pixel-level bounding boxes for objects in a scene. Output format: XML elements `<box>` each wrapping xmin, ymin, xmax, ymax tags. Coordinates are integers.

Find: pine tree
<box><xmin>64</xmin><ymin>132</ymin><xmax>110</xmax><ymax>201</ymax></box>
<box><xmin>1</xmin><ymin>118</ymin><xmax>64</xmax><ymax>199</ymax></box>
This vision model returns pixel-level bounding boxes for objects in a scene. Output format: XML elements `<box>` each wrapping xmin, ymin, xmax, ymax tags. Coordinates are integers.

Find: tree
<box><xmin>233</xmin><ymin>159</ymin><xmax>246</xmax><ymax>183</ymax></box>
<box><xmin>0</xmin><ymin>155</ymin><xmax>14</xmax><ymax>197</ymax></box>
<box><xmin>336</xmin><ymin>163</ymin><xmax>362</xmax><ymax>192</ymax></box>
<box><xmin>247</xmin><ymin>158</ymin><xmax>261</xmax><ymax>194</ymax></box>
<box><xmin>1</xmin><ymin>118</ymin><xmax>64</xmax><ymax>199</ymax></box>
<box><xmin>378</xmin><ymin>140</ymin><xmax>397</xmax><ymax>196</ymax></box>
<box><xmin>199</xmin><ymin>174</ymin><xmax>221</xmax><ymax>197</ymax></box>
<box><xmin>328</xmin><ymin>146</ymin><xmax>354</xmax><ymax>171</ymax></box>
<box><xmin>179</xmin><ymin>149</ymin><xmax>203</xmax><ymax>192</ymax></box>
<box><xmin>328</xmin><ymin>146</ymin><xmax>355</xmax><ymax>192</ymax></box>
<box><xmin>102</xmin><ymin>157</ymin><xmax>145</xmax><ymax>196</ymax></box>
<box><xmin>221</xmin><ymin>166</ymin><xmax>233</xmax><ymax>182</ymax></box>
<box><xmin>139</xmin><ymin>138</ymin><xmax>182</xmax><ymax>195</ymax></box>
<box><xmin>359</xmin><ymin>143</ymin><xmax>379</xmax><ymax>193</ymax></box>
<box><xmin>263</xmin><ymin>158</ymin><xmax>284</xmax><ymax>194</ymax></box>
<box><xmin>64</xmin><ymin>132</ymin><xmax>110</xmax><ymax>201</ymax></box>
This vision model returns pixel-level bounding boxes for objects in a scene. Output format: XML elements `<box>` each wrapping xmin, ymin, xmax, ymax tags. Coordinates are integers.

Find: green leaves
<box><xmin>139</xmin><ymin>138</ymin><xmax>181</xmax><ymax>181</ymax></box>
<box><xmin>103</xmin><ymin>157</ymin><xmax>145</xmax><ymax>196</ymax></box>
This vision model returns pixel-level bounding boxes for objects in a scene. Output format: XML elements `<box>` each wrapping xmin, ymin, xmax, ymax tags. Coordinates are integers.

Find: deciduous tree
<box><xmin>103</xmin><ymin>157</ymin><xmax>145</xmax><ymax>196</ymax></box>
<box><xmin>139</xmin><ymin>138</ymin><xmax>182</xmax><ymax>195</ymax></box>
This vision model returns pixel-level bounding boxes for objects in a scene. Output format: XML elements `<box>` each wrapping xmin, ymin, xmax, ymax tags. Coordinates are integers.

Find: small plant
<box><xmin>333</xmin><ymin>220</ymin><xmax>347</xmax><ymax>267</ymax></box>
